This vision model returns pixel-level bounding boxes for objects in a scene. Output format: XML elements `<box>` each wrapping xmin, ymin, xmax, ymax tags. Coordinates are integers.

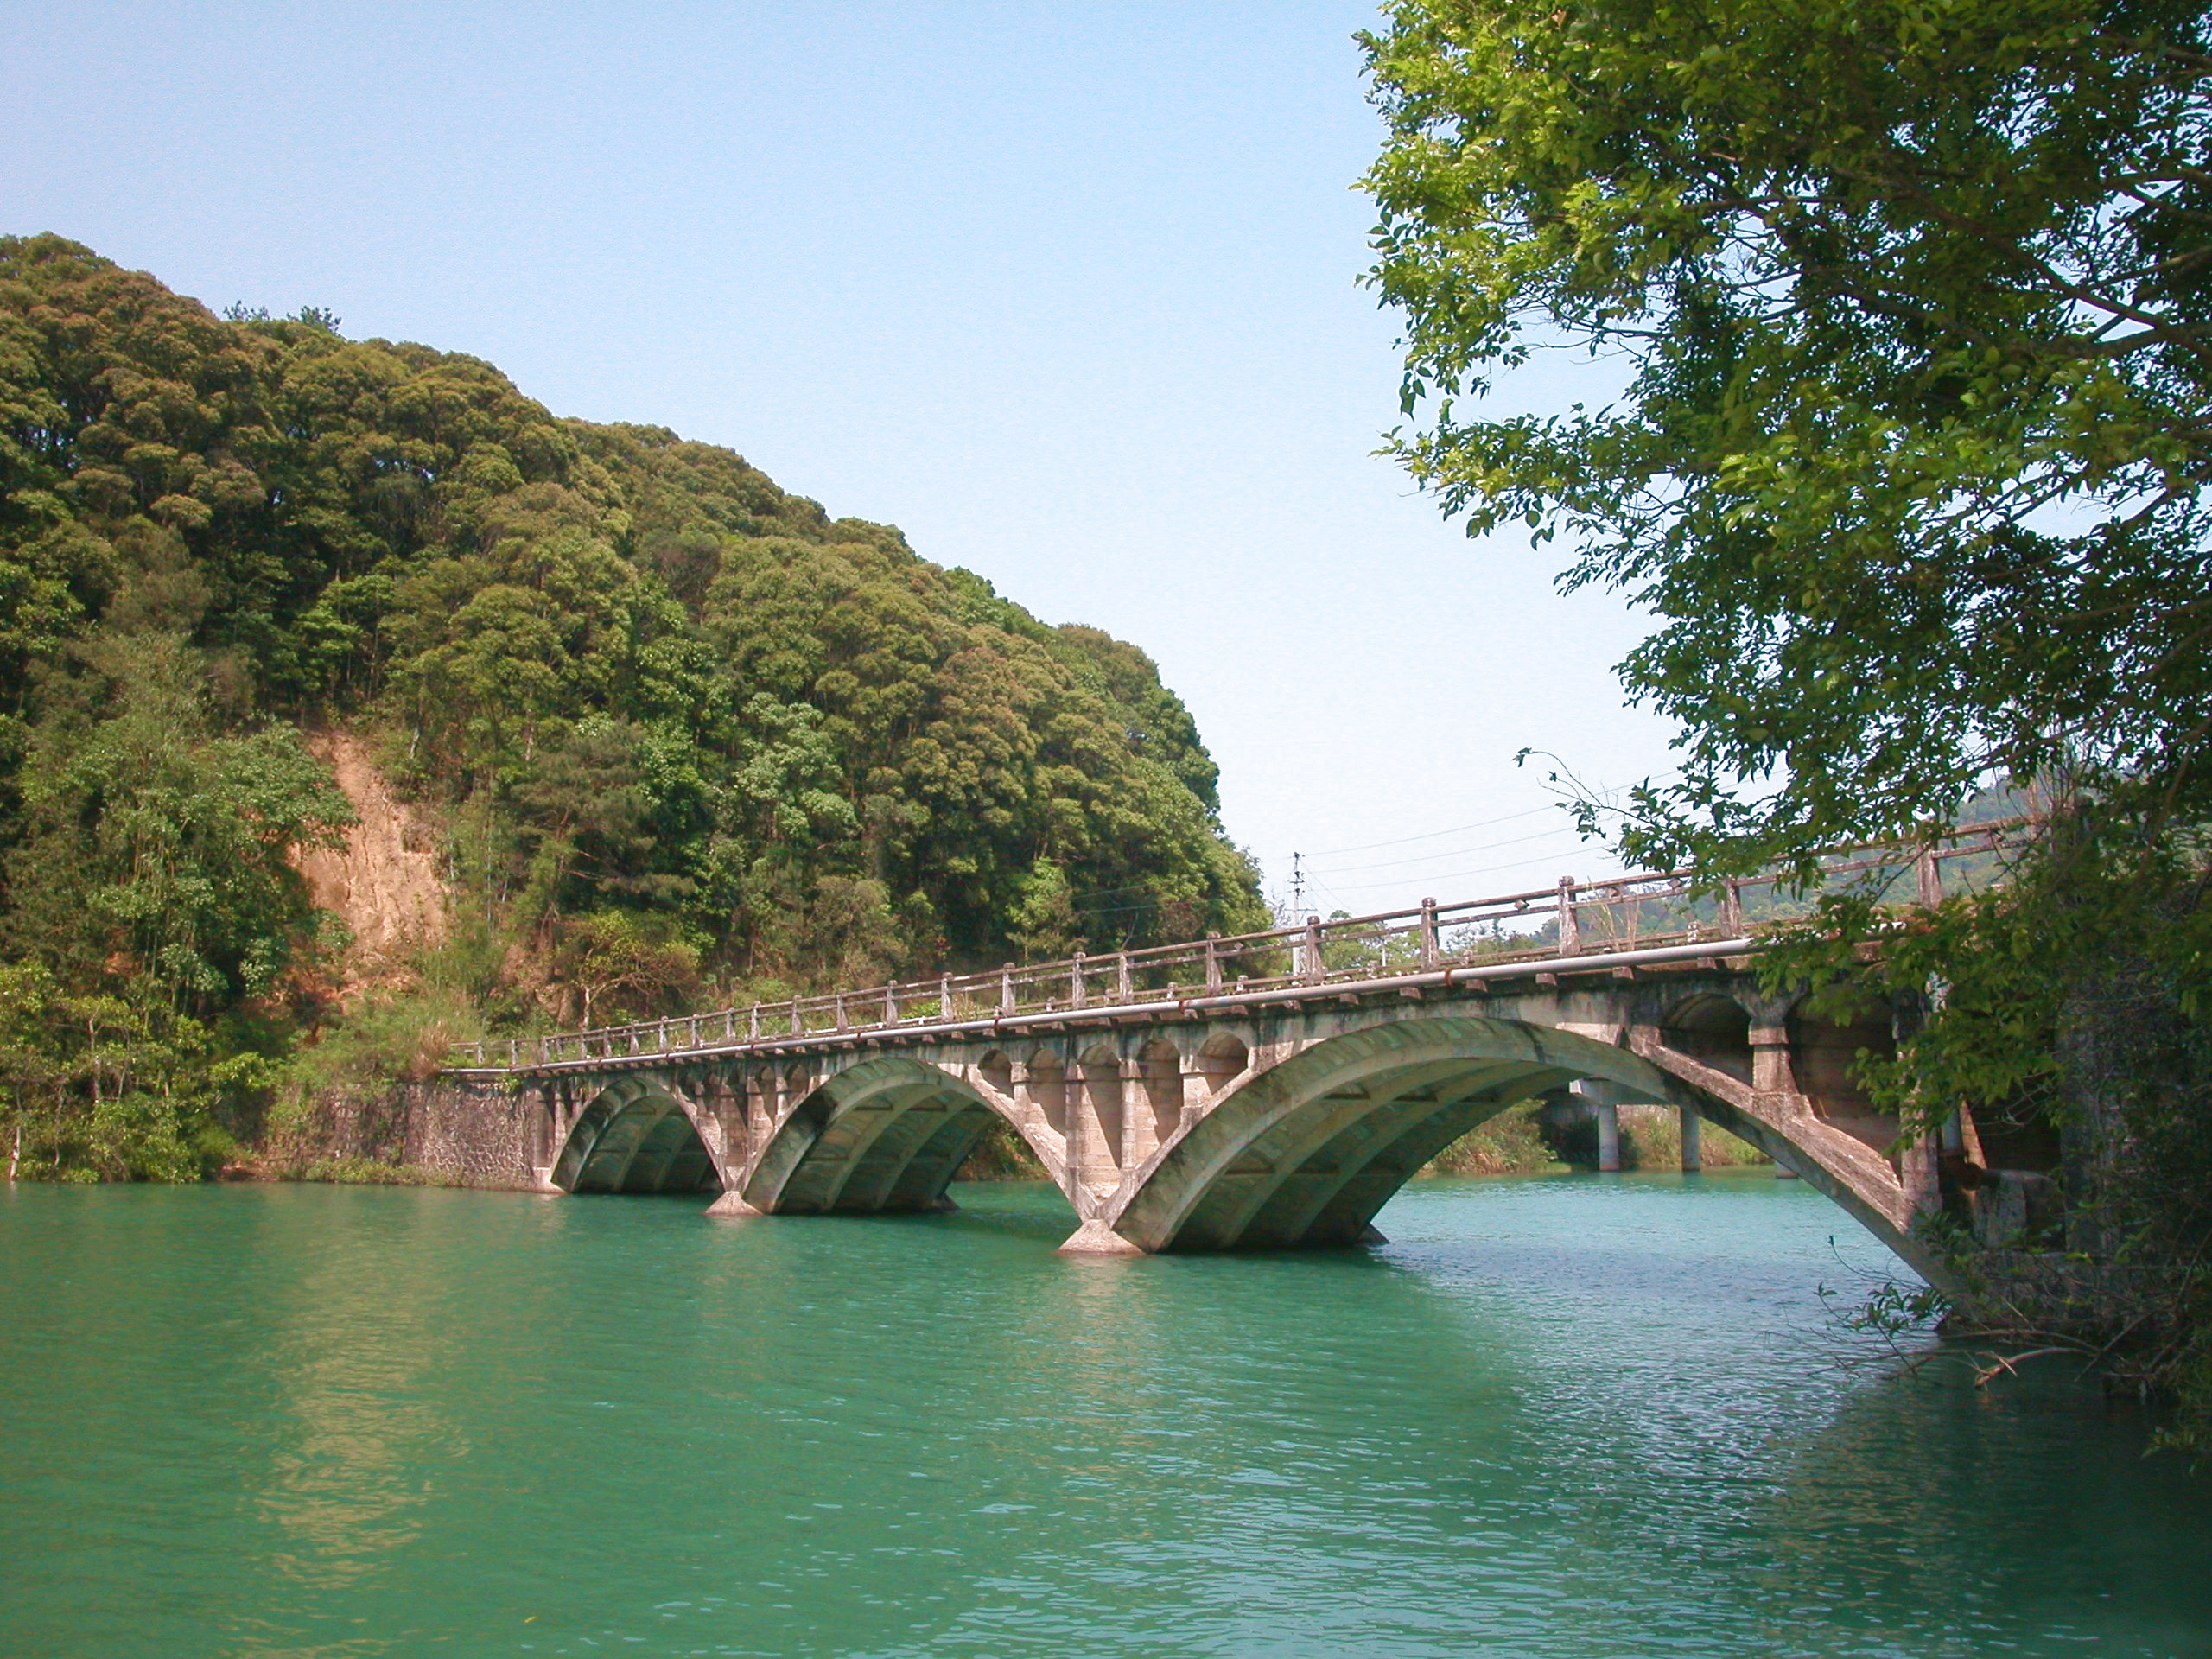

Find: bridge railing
<box><xmin>449</xmin><ymin>819</ymin><xmax>2031</xmax><ymax>1070</ymax></box>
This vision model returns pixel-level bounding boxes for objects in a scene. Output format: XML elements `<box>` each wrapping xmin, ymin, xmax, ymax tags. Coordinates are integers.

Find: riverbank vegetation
<box><xmin>0</xmin><ymin>236</ymin><xmax>1266</xmax><ymax>1182</ymax></box>
<box><xmin>1364</xmin><ymin>0</ymin><xmax>2212</xmax><ymax>1440</ymax></box>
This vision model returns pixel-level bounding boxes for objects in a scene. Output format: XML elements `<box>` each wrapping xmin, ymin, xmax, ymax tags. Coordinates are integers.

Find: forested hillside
<box><xmin>0</xmin><ymin>234</ymin><xmax>1264</xmax><ymax>1178</ymax></box>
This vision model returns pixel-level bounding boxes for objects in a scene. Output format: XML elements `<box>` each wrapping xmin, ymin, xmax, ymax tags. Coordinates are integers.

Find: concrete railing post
<box><xmin>835</xmin><ymin>994</ymin><xmax>848</xmax><ymax>1031</ymax></box>
<box><xmin>1558</xmin><ymin>878</ymin><xmax>1580</xmax><ymax>955</ymax></box>
<box><xmin>1116</xmin><ymin>950</ymin><xmax>1132</xmax><ymax>1003</ymax></box>
<box><xmin>885</xmin><ymin>986</ymin><xmax>899</xmax><ymax>1024</ymax></box>
<box><xmin>1722</xmin><ymin>880</ymin><xmax>1743</xmax><ymax>936</ymax></box>
<box><xmin>1204</xmin><ymin>935</ymin><xmax>1222</xmax><ymax>995</ymax></box>
<box><xmin>940</xmin><ymin>973</ymin><xmax>954</xmax><ymax>1020</ymax></box>
<box><xmin>1420</xmin><ymin>898</ymin><xmax>1439</xmax><ymax>970</ymax></box>
<box><xmin>1916</xmin><ymin>847</ymin><xmax>1943</xmax><ymax>908</ymax></box>
<box><xmin>1071</xmin><ymin>952</ymin><xmax>1087</xmax><ymax>1009</ymax></box>
<box><xmin>1303</xmin><ymin>916</ymin><xmax>1323</xmax><ymax>983</ymax></box>
<box><xmin>1001</xmin><ymin>964</ymin><xmax>1017</xmax><ymax>1014</ymax></box>
<box><xmin>749</xmin><ymin>1004</ymin><xmax>760</xmax><ymax>1040</ymax></box>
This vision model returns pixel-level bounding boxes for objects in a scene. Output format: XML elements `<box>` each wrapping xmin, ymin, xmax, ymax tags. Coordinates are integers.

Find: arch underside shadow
<box><xmin>1105</xmin><ymin>1015</ymin><xmax>1917</xmax><ymax>1270</ymax></box>
<box><xmin>1134</xmin><ymin>1052</ymin><xmax>1579</xmax><ymax>1250</ymax></box>
<box><xmin>554</xmin><ymin>1084</ymin><xmax>721</xmax><ymax>1194</ymax></box>
<box><xmin>740</xmin><ymin>1058</ymin><xmax>1046</xmax><ymax>1217</ymax></box>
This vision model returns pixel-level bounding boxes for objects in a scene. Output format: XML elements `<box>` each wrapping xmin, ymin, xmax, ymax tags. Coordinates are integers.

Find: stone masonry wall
<box><xmin>287</xmin><ymin>1079</ymin><xmax>543</xmax><ymax>1190</ymax></box>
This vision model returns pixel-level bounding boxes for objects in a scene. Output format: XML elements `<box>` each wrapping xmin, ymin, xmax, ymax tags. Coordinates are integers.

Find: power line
<box><xmin>1318</xmin><ymin>847</ymin><xmax>1620</xmax><ymax>896</ymax></box>
<box><xmin>1303</xmin><ymin>804</ymin><xmax>1560</xmax><ymax>859</ymax></box>
<box><xmin>1308</xmin><ymin>823</ymin><xmax>1585</xmax><ymax>879</ymax></box>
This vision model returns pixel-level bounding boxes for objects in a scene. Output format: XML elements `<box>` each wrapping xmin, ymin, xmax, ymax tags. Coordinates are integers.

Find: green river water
<box><xmin>2</xmin><ymin>1172</ymin><xmax>2207</xmax><ymax>1658</ymax></box>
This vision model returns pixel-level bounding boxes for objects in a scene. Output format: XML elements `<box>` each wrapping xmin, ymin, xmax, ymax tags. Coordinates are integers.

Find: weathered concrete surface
<box><xmin>476</xmin><ymin>957</ymin><xmax>1979</xmax><ymax>1285</ymax></box>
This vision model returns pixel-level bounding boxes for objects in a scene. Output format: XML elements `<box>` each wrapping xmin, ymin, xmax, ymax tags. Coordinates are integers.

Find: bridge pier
<box><xmin>1680</xmin><ymin>1104</ymin><xmax>1702</xmax><ymax>1173</ymax></box>
<box><xmin>1059</xmin><ymin>1217</ymin><xmax>1144</xmax><ymax>1255</ymax></box>
<box><xmin>1572</xmin><ymin>1078</ymin><xmax>1631</xmax><ymax>1171</ymax></box>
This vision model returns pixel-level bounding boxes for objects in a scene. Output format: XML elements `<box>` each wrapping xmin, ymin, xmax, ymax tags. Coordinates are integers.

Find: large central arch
<box><xmin>1098</xmin><ymin>1014</ymin><xmax>1925</xmax><ymax>1274</ymax></box>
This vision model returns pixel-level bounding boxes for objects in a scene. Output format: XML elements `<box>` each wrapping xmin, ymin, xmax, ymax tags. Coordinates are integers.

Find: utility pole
<box><xmin>1290</xmin><ymin>852</ymin><xmax>1305</xmax><ymax>923</ymax></box>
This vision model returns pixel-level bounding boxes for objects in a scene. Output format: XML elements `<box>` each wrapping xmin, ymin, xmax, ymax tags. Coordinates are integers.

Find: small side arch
<box><xmin>1024</xmin><ymin>1048</ymin><xmax>1069</xmax><ymax>1137</ymax></box>
<box><xmin>1787</xmin><ymin>996</ymin><xmax>1899</xmax><ymax>1148</ymax></box>
<box><xmin>1139</xmin><ymin>1039</ymin><xmax>1185</xmax><ymax>1144</ymax></box>
<box><xmin>1659</xmin><ymin>994</ymin><xmax>1753</xmax><ymax>1084</ymax></box>
<box><xmin>1195</xmin><ymin>1032</ymin><xmax>1249</xmax><ymax>1101</ymax></box>
<box><xmin>1073</xmin><ymin>1042</ymin><xmax>1126</xmax><ymax>1189</ymax></box>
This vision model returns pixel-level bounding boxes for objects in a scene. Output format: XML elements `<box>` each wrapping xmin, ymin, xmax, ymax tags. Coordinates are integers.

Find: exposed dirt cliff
<box><xmin>295</xmin><ymin>734</ymin><xmax>448</xmax><ymax>988</ymax></box>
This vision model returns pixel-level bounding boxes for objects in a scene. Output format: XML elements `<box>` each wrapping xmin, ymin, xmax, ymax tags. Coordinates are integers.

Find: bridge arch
<box><xmin>1024</xmin><ymin>1048</ymin><xmax>1069</xmax><ymax>1137</ymax></box>
<box><xmin>1074</xmin><ymin>1042</ymin><xmax>1126</xmax><ymax>1190</ymax></box>
<box><xmin>1099</xmin><ymin>1014</ymin><xmax>1929</xmax><ymax>1277</ymax></box>
<box><xmin>1195</xmin><ymin>1032</ymin><xmax>1249</xmax><ymax>1099</ymax></box>
<box><xmin>1139</xmin><ymin>1039</ymin><xmax>1184</xmax><ymax>1145</ymax></box>
<box><xmin>732</xmin><ymin>1055</ymin><xmax>1063</xmax><ymax>1217</ymax></box>
<box><xmin>552</xmin><ymin>1076</ymin><xmax>726</xmax><ymax>1194</ymax></box>
<box><xmin>1657</xmin><ymin>993</ymin><xmax>1753</xmax><ymax>1084</ymax></box>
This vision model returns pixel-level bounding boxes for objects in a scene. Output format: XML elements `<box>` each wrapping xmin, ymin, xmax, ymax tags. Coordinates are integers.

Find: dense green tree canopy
<box><xmin>1363</xmin><ymin>0</ymin><xmax>2210</xmax><ymax>869</ymax></box>
<box><xmin>0</xmin><ymin>234</ymin><xmax>1262</xmax><ymax>1175</ymax></box>
<box><xmin>1363</xmin><ymin>3</ymin><xmax>2212</xmax><ymax>1419</ymax></box>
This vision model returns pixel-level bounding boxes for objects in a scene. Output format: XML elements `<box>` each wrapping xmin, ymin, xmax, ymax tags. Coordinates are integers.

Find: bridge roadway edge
<box><xmin>445</xmin><ymin>942</ymin><xmax>1955</xmax><ymax>1290</ymax></box>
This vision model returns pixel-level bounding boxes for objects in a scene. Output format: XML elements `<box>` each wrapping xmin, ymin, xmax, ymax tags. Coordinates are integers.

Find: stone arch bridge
<box><xmin>448</xmin><ymin>835</ymin><xmax>2026</xmax><ymax>1288</ymax></box>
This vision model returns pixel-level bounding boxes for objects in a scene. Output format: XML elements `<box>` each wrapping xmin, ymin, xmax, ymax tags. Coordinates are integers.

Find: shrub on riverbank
<box><xmin>1422</xmin><ymin>1100</ymin><xmax>1770</xmax><ymax>1175</ymax></box>
<box><xmin>1423</xmin><ymin>1103</ymin><xmax>1564</xmax><ymax>1175</ymax></box>
<box><xmin>955</xmin><ymin>1119</ymin><xmax>1048</xmax><ymax>1180</ymax></box>
<box><xmin>283</xmin><ymin>1156</ymin><xmax>461</xmax><ymax>1187</ymax></box>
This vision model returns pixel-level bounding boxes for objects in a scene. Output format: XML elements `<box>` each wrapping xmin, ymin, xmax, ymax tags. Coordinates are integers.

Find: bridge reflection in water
<box><xmin>447</xmin><ymin>824</ymin><xmax>2030</xmax><ymax>1287</ymax></box>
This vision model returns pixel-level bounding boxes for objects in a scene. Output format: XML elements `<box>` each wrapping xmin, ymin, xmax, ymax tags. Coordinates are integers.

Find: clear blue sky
<box><xmin>0</xmin><ymin>0</ymin><xmax>1674</xmax><ymax>916</ymax></box>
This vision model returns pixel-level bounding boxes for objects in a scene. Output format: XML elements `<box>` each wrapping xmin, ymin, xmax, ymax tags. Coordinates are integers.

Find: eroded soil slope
<box><xmin>296</xmin><ymin>734</ymin><xmax>448</xmax><ymax>985</ymax></box>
